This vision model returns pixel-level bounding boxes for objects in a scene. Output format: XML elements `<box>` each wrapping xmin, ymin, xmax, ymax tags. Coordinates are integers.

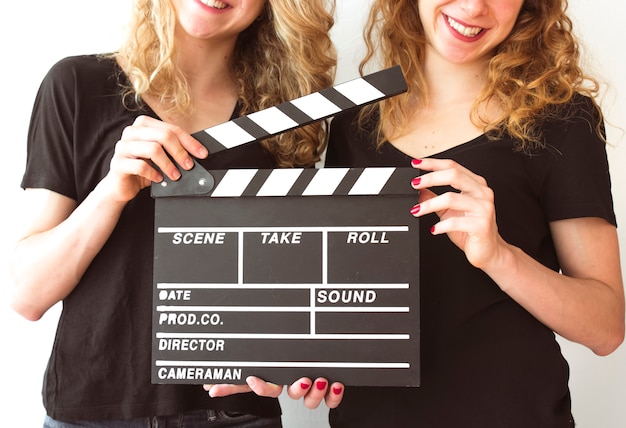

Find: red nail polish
<box><xmin>411</xmin><ymin>159</ymin><xmax>422</xmax><ymax>167</ymax></box>
<box><xmin>411</xmin><ymin>177</ymin><xmax>421</xmax><ymax>187</ymax></box>
<box><xmin>410</xmin><ymin>205</ymin><xmax>421</xmax><ymax>215</ymax></box>
<box><xmin>316</xmin><ymin>381</ymin><xmax>327</xmax><ymax>390</ymax></box>
<box><xmin>300</xmin><ymin>382</ymin><xmax>310</xmax><ymax>390</ymax></box>
<box><xmin>332</xmin><ymin>386</ymin><xmax>343</xmax><ymax>395</ymax></box>
<box><xmin>430</xmin><ymin>225</ymin><xmax>436</xmax><ymax>234</ymax></box>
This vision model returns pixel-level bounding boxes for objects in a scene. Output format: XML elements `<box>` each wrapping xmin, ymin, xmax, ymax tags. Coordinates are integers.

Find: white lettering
<box><xmin>158</xmin><ymin>289</ymin><xmax>191</xmax><ymax>301</ymax></box>
<box><xmin>158</xmin><ymin>338</ymin><xmax>225</xmax><ymax>352</ymax></box>
<box><xmin>261</xmin><ymin>232</ymin><xmax>302</xmax><ymax>244</ymax></box>
<box><xmin>172</xmin><ymin>232</ymin><xmax>225</xmax><ymax>245</ymax></box>
<box><xmin>158</xmin><ymin>367</ymin><xmax>242</xmax><ymax>381</ymax></box>
<box><xmin>346</xmin><ymin>232</ymin><xmax>389</xmax><ymax>244</ymax></box>
<box><xmin>316</xmin><ymin>289</ymin><xmax>377</xmax><ymax>304</ymax></box>
<box><xmin>158</xmin><ymin>313</ymin><xmax>222</xmax><ymax>326</ymax></box>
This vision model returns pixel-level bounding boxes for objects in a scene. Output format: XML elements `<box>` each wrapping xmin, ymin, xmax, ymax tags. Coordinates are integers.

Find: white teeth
<box><xmin>447</xmin><ymin>16</ymin><xmax>483</xmax><ymax>37</ymax></box>
<box><xmin>201</xmin><ymin>0</ymin><xmax>228</xmax><ymax>9</ymax></box>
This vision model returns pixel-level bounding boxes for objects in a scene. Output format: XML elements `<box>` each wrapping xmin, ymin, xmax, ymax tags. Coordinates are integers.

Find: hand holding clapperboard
<box><xmin>151</xmin><ymin>66</ymin><xmax>422</xmax><ymax>387</ymax></box>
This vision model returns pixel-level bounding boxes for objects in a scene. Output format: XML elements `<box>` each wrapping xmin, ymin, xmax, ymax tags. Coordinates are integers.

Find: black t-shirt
<box><xmin>22</xmin><ymin>55</ymin><xmax>281</xmax><ymax>421</ymax></box>
<box><xmin>324</xmin><ymin>98</ymin><xmax>616</xmax><ymax>428</ymax></box>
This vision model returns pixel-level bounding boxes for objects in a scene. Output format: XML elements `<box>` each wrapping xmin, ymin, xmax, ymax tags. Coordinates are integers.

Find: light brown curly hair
<box><xmin>360</xmin><ymin>0</ymin><xmax>603</xmax><ymax>151</ymax></box>
<box><xmin>115</xmin><ymin>0</ymin><xmax>337</xmax><ymax>167</ymax></box>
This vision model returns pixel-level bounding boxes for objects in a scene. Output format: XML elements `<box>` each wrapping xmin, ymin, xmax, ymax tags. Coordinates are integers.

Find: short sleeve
<box><xmin>22</xmin><ymin>57</ymin><xmax>79</xmax><ymax>199</ymax></box>
<box><xmin>541</xmin><ymin>97</ymin><xmax>616</xmax><ymax>226</ymax></box>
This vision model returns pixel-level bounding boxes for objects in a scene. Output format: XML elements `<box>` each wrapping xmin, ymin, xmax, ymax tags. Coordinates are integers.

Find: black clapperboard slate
<box><xmin>151</xmin><ymin>66</ymin><xmax>420</xmax><ymax>387</ymax></box>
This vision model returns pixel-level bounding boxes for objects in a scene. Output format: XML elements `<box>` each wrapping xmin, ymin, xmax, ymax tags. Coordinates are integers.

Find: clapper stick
<box><xmin>152</xmin><ymin>66</ymin><xmax>407</xmax><ymax>197</ymax></box>
<box><xmin>193</xmin><ymin>65</ymin><xmax>406</xmax><ymax>154</ymax></box>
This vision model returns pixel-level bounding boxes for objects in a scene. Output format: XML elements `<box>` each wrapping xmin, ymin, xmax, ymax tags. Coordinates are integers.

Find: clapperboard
<box><xmin>151</xmin><ymin>66</ymin><xmax>421</xmax><ymax>387</ymax></box>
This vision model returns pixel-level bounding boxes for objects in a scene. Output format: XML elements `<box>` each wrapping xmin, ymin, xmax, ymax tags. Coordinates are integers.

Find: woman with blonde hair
<box><xmin>325</xmin><ymin>0</ymin><xmax>624</xmax><ymax>426</ymax></box>
<box><xmin>10</xmin><ymin>0</ymin><xmax>337</xmax><ymax>426</ymax></box>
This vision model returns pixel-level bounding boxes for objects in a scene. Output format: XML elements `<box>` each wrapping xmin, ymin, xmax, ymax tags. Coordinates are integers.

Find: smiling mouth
<box><xmin>446</xmin><ymin>15</ymin><xmax>484</xmax><ymax>38</ymax></box>
<box><xmin>201</xmin><ymin>0</ymin><xmax>229</xmax><ymax>10</ymax></box>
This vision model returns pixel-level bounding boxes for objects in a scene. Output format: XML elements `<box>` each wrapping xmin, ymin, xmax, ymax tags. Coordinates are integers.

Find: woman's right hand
<box><xmin>105</xmin><ymin>115</ymin><xmax>209</xmax><ymax>202</ymax></box>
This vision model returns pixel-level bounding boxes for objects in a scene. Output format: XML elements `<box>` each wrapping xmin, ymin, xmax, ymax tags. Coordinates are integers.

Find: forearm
<box><xmin>487</xmin><ymin>241</ymin><xmax>625</xmax><ymax>356</ymax></box>
<box><xmin>10</xmin><ymin>182</ymin><xmax>128</xmax><ymax>320</ymax></box>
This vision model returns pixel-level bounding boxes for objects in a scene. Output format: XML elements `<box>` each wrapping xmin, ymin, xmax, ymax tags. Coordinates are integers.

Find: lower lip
<box><xmin>443</xmin><ymin>14</ymin><xmax>486</xmax><ymax>42</ymax></box>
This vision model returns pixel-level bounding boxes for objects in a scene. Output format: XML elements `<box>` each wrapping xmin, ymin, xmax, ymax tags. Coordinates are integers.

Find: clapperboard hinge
<box><xmin>151</xmin><ymin>65</ymin><xmax>407</xmax><ymax>198</ymax></box>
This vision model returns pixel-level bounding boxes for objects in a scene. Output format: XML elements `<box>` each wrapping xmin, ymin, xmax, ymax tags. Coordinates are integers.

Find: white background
<box><xmin>1</xmin><ymin>1</ymin><xmax>624</xmax><ymax>427</ymax></box>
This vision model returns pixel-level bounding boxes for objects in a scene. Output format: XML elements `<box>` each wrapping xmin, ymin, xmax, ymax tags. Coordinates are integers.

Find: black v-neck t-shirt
<box><xmin>324</xmin><ymin>98</ymin><xmax>615</xmax><ymax>428</ymax></box>
<box><xmin>22</xmin><ymin>55</ymin><xmax>280</xmax><ymax>421</ymax></box>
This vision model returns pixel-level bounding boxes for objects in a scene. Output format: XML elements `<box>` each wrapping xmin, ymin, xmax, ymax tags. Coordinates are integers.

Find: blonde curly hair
<box><xmin>115</xmin><ymin>0</ymin><xmax>336</xmax><ymax>167</ymax></box>
<box><xmin>361</xmin><ymin>0</ymin><xmax>603</xmax><ymax>151</ymax></box>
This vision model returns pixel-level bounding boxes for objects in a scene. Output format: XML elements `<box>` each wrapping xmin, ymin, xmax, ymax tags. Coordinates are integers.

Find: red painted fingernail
<box><xmin>430</xmin><ymin>225</ymin><xmax>436</xmax><ymax>234</ymax></box>
<box><xmin>411</xmin><ymin>177</ymin><xmax>421</xmax><ymax>187</ymax></box>
<box><xmin>316</xmin><ymin>381</ymin><xmax>327</xmax><ymax>390</ymax></box>
<box><xmin>332</xmin><ymin>386</ymin><xmax>343</xmax><ymax>395</ymax></box>
<box><xmin>300</xmin><ymin>382</ymin><xmax>310</xmax><ymax>389</ymax></box>
<box><xmin>411</xmin><ymin>159</ymin><xmax>422</xmax><ymax>167</ymax></box>
<box><xmin>411</xmin><ymin>204</ymin><xmax>421</xmax><ymax>215</ymax></box>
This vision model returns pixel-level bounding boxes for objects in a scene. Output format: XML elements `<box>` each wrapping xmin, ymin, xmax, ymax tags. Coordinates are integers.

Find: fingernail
<box><xmin>410</xmin><ymin>205</ymin><xmax>421</xmax><ymax>215</ymax></box>
<box><xmin>184</xmin><ymin>158</ymin><xmax>194</xmax><ymax>170</ymax></box>
<box><xmin>198</xmin><ymin>147</ymin><xmax>209</xmax><ymax>158</ymax></box>
<box><xmin>411</xmin><ymin>159</ymin><xmax>422</xmax><ymax>167</ymax></box>
<box><xmin>332</xmin><ymin>386</ymin><xmax>343</xmax><ymax>395</ymax></box>
<box><xmin>316</xmin><ymin>381</ymin><xmax>327</xmax><ymax>390</ymax></box>
<box><xmin>300</xmin><ymin>382</ymin><xmax>310</xmax><ymax>390</ymax></box>
<box><xmin>430</xmin><ymin>225</ymin><xmax>436</xmax><ymax>234</ymax></box>
<box><xmin>411</xmin><ymin>177</ymin><xmax>421</xmax><ymax>187</ymax></box>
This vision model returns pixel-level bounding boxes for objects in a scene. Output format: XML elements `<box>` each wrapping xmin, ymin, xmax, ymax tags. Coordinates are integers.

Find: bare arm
<box><xmin>483</xmin><ymin>217</ymin><xmax>624</xmax><ymax>355</ymax></box>
<box><xmin>9</xmin><ymin>185</ymin><xmax>127</xmax><ymax>320</ymax></box>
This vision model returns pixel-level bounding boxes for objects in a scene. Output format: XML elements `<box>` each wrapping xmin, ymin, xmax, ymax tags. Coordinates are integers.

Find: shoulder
<box><xmin>47</xmin><ymin>54</ymin><xmax>118</xmax><ymax>77</ymax></box>
<box><xmin>35</xmin><ymin>54</ymin><xmax>125</xmax><ymax>114</ymax></box>
<box><xmin>542</xmin><ymin>94</ymin><xmax>602</xmax><ymax>136</ymax></box>
<box><xmin>41</xmin><ymin>54</ymin><xmax>120</xmax><ymax>94</ymax></box>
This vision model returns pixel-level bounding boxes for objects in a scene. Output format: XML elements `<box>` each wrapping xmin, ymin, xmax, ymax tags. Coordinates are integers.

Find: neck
<box><xmin>174</xmin><ymin>30</ymin><xmax>239</xmax><ymax>100</ymax></box>
<box><xmin>421</xmin><ymin>49</ymin><xmax>490</xmax><ymax>107</ymax></box>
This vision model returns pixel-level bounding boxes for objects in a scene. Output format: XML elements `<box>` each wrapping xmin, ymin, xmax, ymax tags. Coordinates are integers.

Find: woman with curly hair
<box><xmin>324</xmin><ymin>0</ymin><xmax>624</xmax><ymax>426</ymax></box>
<box><xmin>9</xmin><ymin>0</ymin><xmax>337</xmax><ymax>426</ymax></box>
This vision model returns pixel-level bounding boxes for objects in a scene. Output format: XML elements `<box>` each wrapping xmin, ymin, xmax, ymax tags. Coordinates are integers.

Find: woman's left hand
<box><xmin>410</xmin><ymin>158</ymin><xmax>506</xmax><ymax>270</ymax></box>
<box><xmin>204</xmin><ymin>377</ymin><xmax>344</xmax><ymax>409</ymax></box>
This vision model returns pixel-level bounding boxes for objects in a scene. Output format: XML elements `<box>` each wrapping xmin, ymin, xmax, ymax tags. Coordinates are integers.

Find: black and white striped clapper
<box><xmin>161</xmin><ymin>166</ymin><xmax>415</xmax><ymax>198</ymax></box>
<box><xmin>152</xmin><ymin>167</ymin><xmax>420</xmax><ymax>387</ymax></box>
<box><xmin>191</xmin><ymin>65</ymin><xmax>406</xmax><ymax>155</ymax></box>
<box><xmin>151</xmin><ymin>66</ymin><xmax>420</xmax><ymax>388</ymax></box>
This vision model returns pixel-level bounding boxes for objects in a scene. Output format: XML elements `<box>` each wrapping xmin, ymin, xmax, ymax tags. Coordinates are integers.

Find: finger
<box><xmin>302</xmin><ymin>378</ymin><xmax>329</xmax><ymax>409</ymax></box>
<box><xmin>324</xmin><ymin>382</ymin><xmax>344</xmax><ymax>409</ymax></box>
<box><xmin>202</xmin><ymin>383</ymin><xmax>252</xmax><ymax>398</ymax></box>
<box><xmin>412</xmin><ymin>191</ymin><xmax>480</xmax><ymax>219</ymax></box>
<box><xmin>109</xmin><ymin>155</ymin><xmax>163</xmax><ymax>185</ymax></box>
<box><xmin>246</xmin><ymin>376</ymin><xmax>284</xmax><ymax>398</ymax></box>
<box><xmin>431</xmin><ymin>214</ymin><xmax>494</xmax><ymax>237</ymax></box>
<box><xmin>411</xmin><ymin>158</ymin><xmax>487</xmax><ymax>195</ymax></box>
<box><xmin>133</xmin><ymin>115</ymin><xmax>209</xmax><ymax>160</ymax></box>
<box><xmin>114</xmin><ymin>137</ymin><xmax>181</xmax><ymax>181</ymax></box>
<box><xmin>287</xmin><ymin>377</ymin><xmax>313</xmax><ymax>400</ymax></box>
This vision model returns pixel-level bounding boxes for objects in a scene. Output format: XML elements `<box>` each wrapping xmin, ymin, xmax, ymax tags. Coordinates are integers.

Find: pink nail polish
<box><xmin>410</xmin><ymin>205</ymin><xmax>421</xmax><ymax>215</ymax></box>
<box><xmin>411</xmin><ymin>159</ymin><xmax>422</xmax><ymax>167</ymax></box>
<box><xmin>316</xmin><ymin>381</ymin><xmax>327</xmax><ymax>390</ymax></box>
<box><xmin>411</xmin><ymin>177</ymin><xmax>421</xmax><ymax>187</ymax></box>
